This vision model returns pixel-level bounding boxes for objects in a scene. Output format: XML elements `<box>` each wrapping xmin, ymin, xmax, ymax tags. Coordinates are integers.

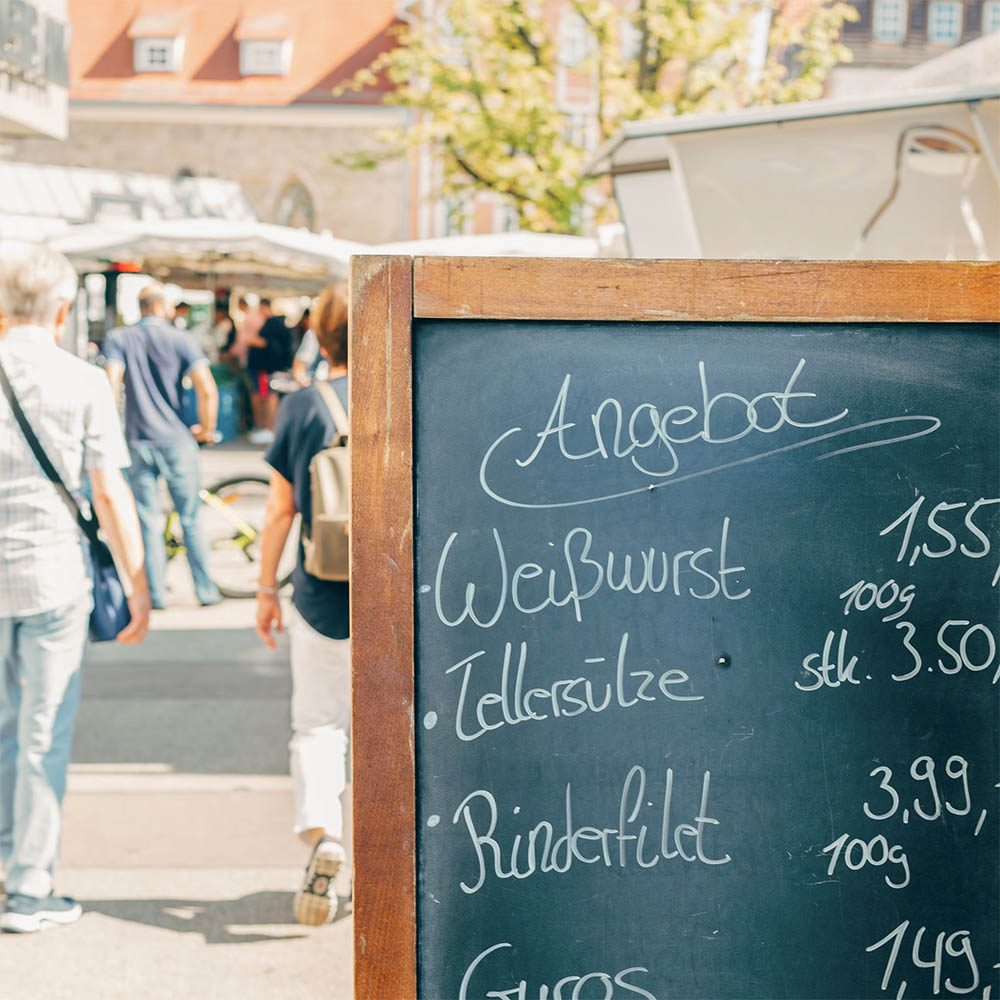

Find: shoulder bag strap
<box><xmin>0</xmin><ymin>355</ymin><xmax>101</xmax><ymax>549</ymax></box>
<box><xmin>314</xmin><ymin>380</ymin><xmax>349</xmax><ymax>440</ymax></box>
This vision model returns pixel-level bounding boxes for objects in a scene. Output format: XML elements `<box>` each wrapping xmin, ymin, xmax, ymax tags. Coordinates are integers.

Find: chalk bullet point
<box><xmin>715</xmin><ymin>654</ymin><xmax>731</xmax><ymax>668</ymax></box>
<box><xmin>423</xmin><ymin>711</ymin><xmax>439</xmax><ymax>730</ymax></box>
<box><xmin>513</xmin><ymin>806</ymin><xmax>520</xmax><ymax>815</ymax></box>
<box><xmin>419</xmin><ymin>585</ymin><xmax>431</xmax><ymax>594</ymax></box>
<box><xmin>427</xmin><ymin>815</ymin><xmax>440</xmax><ymax>828</ymax></box>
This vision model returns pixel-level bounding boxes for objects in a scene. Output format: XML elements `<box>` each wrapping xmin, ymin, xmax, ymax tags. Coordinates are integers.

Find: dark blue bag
<box><xmin>80</xmin><ymin>526</ymin><xmax>132</xmax><ymax>643</ymax></box>
<box><xmin>0</xmin><ymin>358</ymin><xmax>131</xmax><ymax>642</ymax></box>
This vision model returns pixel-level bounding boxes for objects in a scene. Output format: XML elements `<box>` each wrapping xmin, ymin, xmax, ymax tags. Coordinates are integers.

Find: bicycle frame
<box><xmin>164</xmin><ymin>488</ymin><xmax>259</xmax><ymax>561</ymax></box>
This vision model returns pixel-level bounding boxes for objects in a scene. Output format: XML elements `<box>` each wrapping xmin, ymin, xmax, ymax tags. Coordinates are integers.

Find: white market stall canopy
<box><xmin>46</xmin><ymin>219</ymin><xmax>364</xmax><ymax>292</ymax></box>
<box><xmin>589</xmin><ymin>82</ymin><xmax>1000</xmax><ymax>261</ymax></box>
<box><xmin>0</xmin><ymin>162</ymin><xmax>256</xmax><ymax>244</ymax></box>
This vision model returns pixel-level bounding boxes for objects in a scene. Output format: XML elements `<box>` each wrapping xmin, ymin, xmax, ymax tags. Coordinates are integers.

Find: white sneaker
<box><xmin>1</xmin><ymin>893</ymin><xmax>82</xmax><ymax>934</ymax></box>
<box><xmin>247</xmin><ymin>428</ymin><xmax>275</xmax><ymax>446</ymax></box>
<box><xmin>294</xmin><ymin>839</ymin><xmax>346</xmax><ymax>926</ymax></box>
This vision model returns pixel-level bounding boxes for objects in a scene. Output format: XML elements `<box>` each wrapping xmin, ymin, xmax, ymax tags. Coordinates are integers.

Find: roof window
<box><xmin>236</xmin><ymin>13</ymin><xmax>296</xmax><ymax>76</ymax></box>
<box><xmin>129</xmin><ymin>9</ymin><xmax>189</xmax><ymax>73</ymax></box>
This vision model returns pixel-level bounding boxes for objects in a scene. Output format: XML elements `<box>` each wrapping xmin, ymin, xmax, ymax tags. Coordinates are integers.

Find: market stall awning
<box><xmin>586</xmin><ymin>83</ymin><xmax>1000</xmax><ymax>261</ymax></box>
<box><xmin>0</xmin><ymin>161</ymin><xmax>256</xmax><ymax>243</ymax></box>
<box><xmin>46</xmin><ymin>219</ymin><xmax>364</xmax><ymax>292</ymax></box>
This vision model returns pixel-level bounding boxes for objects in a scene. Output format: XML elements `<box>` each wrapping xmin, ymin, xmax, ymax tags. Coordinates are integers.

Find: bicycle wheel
<box><xmin>199</xmin><ymin>475</ymin><xmax>299</xmax><ymax>599</ymax></box>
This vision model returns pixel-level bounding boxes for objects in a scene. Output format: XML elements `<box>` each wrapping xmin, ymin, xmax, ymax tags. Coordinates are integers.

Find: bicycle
<box><xmin>164</xmin><ymin>474</ymin><xmax>298</xmax><ymax>599</ymax></box>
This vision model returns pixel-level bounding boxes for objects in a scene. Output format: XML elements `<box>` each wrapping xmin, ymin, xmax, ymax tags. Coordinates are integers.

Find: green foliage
<box><xmin>338</xmin><ymin>0</ymin><xmax>857</xmax><ymax>233</ymax></box>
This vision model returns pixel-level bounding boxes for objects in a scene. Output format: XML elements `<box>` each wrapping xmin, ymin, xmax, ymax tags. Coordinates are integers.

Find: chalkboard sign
<box><xmin>350</xmin><ymin>258</ymin><xmax>1000</xmax><ymax>1000</ymax></box>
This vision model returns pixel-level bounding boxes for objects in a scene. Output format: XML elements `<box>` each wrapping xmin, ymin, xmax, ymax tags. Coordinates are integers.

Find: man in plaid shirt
<box><xmin>0</xmin><ymin>247</ymin><xmax>150</xmax><ymax>934</ymax></box>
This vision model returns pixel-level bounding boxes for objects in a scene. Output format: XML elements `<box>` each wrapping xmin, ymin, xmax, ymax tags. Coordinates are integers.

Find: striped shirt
<box><xmin>0</xmin><ymin>325</ymin><xmax>130</xmax><ymax>617</ymax></box>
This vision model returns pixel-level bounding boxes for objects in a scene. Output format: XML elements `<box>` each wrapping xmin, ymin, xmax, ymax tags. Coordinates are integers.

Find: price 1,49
<box><xmin>867</xmin><ymin>919</ymin><xmax>998</xmax><ymax>998</ymax></box>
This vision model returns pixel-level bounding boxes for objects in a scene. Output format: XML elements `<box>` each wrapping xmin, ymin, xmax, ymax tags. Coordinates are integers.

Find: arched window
<box><xmin>274</xmin><ymin>180</ymin><xmax>315</xmax><ymax>230</ymax></box>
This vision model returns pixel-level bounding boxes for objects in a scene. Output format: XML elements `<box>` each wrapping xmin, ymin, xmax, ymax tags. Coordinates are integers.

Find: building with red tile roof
<box><xmin>10</xmin><ymin>0</ymin><xmax>412</xmax><ymax>242</ymax></box>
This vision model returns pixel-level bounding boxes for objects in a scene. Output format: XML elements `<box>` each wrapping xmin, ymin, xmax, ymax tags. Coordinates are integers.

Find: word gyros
<box><xmin>459</xmin><ymin>942</ymin><xmax>657</xmax><ymax>1000</ymax></box>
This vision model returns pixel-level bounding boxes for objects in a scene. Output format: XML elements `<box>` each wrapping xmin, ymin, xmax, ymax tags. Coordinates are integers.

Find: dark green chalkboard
<box><xmin>411</xmin><ymin>319</ymin><xmax>999</xmax><ymax>1000</ymax></box>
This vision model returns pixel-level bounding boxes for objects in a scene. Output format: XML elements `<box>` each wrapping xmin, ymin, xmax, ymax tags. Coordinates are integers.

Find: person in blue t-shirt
<box><xmin>102</xmin><ymin>283</ymin><xmax>222</xmax><ymax>609</ymax></box>
<box><xmin>255</xmin><ymin>282</ymin><xmax>350</xmax><ymax>927</ymax></box>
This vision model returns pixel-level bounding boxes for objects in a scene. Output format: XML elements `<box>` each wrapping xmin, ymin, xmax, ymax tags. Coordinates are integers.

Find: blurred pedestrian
<box><xmin>255</xmin><ymin>282</ymin><xmax>350</xmax><ymax>926</ymax></box>
<box><xmin>290</xmin><ymin>306</ymin><xmax>311</xmax><ymax>354</ymax></box>
<box><xmin>203</xmin><ymin>299</ymin><xmax>235</xmax><ymax>364</ymax></box>
<box><xmin>173</xmin><ymin>301</ymin><xmax>191</xmax><ymax>330</ymax></box>
<box><xmin>291</xmin><ymin>305</ymin><xmax>326</xmax><ymax>386</ymax></box>
<box><xmin>0</xmin><ymin>247</ymin><xmax>150</xmax><ymax>933</ymax></box>
<box><xmin>102</xmin><ymin>283</ymin><xmax>222</xmax><ymax>610</ymax></box>
<box><xmin>246</xmin><ymin>299</ymin><xmax>293</xmax><ymax>446</ymax></box>
<box><xmin>222</xmin><ymin>296</ymin><xmax>259</xmax><ymax>367</ymax></box>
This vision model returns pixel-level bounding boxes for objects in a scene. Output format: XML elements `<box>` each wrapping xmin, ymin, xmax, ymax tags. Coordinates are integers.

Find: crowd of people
<box><xmin>0</xmin><ymin>246</ymin><xmax>351</xmax><ymax>934</ymax></box>
<box><xmin>187</xmin><ymin>293</ymin><xmax>319</xmax><ymax>447</ymax></box>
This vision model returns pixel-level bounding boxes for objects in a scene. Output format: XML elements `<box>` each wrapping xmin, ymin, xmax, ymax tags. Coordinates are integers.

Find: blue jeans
<box><xmin>127</xmin><ymin>440</ymin><xmax>221</xmax><ymax>607</ymax></box>
<box><xmin>0</xmin><ymin>600</ymin><xmax>89</xmax><ymax>898</ymax></box>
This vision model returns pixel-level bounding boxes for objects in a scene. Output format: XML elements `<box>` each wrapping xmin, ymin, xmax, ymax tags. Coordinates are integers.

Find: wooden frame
<box><xmin>349</xmin><ymin>257</ymin><xmax>998</xmax><ymax>1000</ymax></box>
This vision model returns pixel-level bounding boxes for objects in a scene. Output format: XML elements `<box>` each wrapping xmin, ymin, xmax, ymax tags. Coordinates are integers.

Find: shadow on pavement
<box><xmin>82</xmin><ymin>891</ymin><xmax>352</xmax><ymax>944</ymax></box>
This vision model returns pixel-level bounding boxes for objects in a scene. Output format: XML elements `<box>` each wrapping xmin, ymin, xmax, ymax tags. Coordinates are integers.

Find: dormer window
<box><xmin>236</xmin><ymin>13</ymin><xmax>296</xmax><ymax>76</ymax></box>
<box><xmin>129</xmin><ymin>9</ymin><xmax>189</xmax><ymax>74</ymax></box>
<box><xmin>239</xmin><ymin>39</ymin><xmax>292</xmax><ymax>76</ymax></box>
<box><xmin>134</xmin><ymin>37</ymin><xmax>184</xmax><ymax>73</ymax></box>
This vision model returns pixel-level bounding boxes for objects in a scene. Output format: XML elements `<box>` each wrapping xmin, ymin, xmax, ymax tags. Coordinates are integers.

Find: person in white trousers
<box><xmin>255</xmin><ymin>284</ymin><xmax>351</xmax><ymax>926</ymax></box>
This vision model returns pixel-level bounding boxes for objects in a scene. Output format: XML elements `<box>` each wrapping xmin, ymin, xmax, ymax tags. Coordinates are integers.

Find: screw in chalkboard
<box><xmin>715</xmin><ymin>654</ymin><xmax>731</xmax><ymax>668</ymax></box>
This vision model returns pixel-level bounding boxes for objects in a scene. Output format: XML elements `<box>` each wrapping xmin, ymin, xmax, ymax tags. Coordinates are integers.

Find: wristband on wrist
<box><xmin>257</xmin><ymin>584</ymin><xmax>279</xmax><ymax>595</ymax></box>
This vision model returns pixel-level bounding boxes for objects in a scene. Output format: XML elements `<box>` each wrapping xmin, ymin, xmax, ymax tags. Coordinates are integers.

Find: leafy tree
<box><xmin>339</xmin><ymin>0</ymin><xmax>857</xmax><ymax>233</ymax></box>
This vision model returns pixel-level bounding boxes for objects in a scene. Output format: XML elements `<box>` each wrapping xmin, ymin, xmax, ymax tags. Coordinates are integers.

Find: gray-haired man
<box><xmin>0</xmin><ymin>247</ymin><xmax>150</xmax><ymax>933</ymax></box>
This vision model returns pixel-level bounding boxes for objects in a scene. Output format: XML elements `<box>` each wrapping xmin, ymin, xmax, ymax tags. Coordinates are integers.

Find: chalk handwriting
<box><xmin>453</xmin><ymin>766</ymin><xmax>731</xmax><ymax>895</ymax></box>
<box><xmin>880</xmin><ymin>494</ymin><xmax>1000</xmax><ymax>576</ymax></box>
<box><xmin>839</xmin><ymin>578</ymin><xmax>915</xmax><ymax>623</ymax></box>
<box><xmin>866</xmin><ymin>920</ymin><xmax>992</xmax><ymax>998</ymax></box>
<box><xmin>892</xmin><ymin>620</ymin><xmax>1000</xmax><ymax>685</ymax></box>
<box><xmin>458</xmin><ymin>942</ymin><xmax>658</xmax><ymax>1000</ymax></box>
<box><xmin>864</xmin><ymin>756</ymin><xmax>975</xmax><ymax>824</ymax></box>
<box><xmin>822</xmin><ymin>831</ymin><xmax>910</xmax><ymax>889</ymax></box>
<box><xmin>446</xmin><ymin>632</ymin><xmax>703</xmax><ymax>742</ymax></box>
<box><xmin>433</xmin><ymin>518</ymin><xmax>749</xmax><ymax>629</ymax></box>
<box><xmin>479</xmin><ymin>363</ymin><xmax>940</xmax><ymax>509</ymax></box>
<box><xmin>795</xmin><ymin>629</ymin><xmax>861</xmax><ymax>691</ymax></box>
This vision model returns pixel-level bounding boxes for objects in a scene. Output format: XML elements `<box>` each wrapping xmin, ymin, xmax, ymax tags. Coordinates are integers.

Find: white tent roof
<box><xmin>588</xmin><ymin>83</ymin><xmax>1000</xmax><ymax>174</ymax></box>
<box><xmin>586</xmin><ymin>79</ymin><xmax>1000</xmax><ymax>261</ymax></box>
<box><xmin>46</xmin><ymin>219</ymin><xmax>364</xmax><ymax>292</ymax></box>
<box><xmin>0</xmin><ymin>161</ymin><xmax>255</xmax><ymax>229</ymax></box>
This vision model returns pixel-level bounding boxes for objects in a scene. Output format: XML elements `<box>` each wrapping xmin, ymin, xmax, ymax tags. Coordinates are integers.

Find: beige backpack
<box><xmin>302</xmin><ymin>381</ymin><xmax>350</xmax><ymax>581</ymax></box>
